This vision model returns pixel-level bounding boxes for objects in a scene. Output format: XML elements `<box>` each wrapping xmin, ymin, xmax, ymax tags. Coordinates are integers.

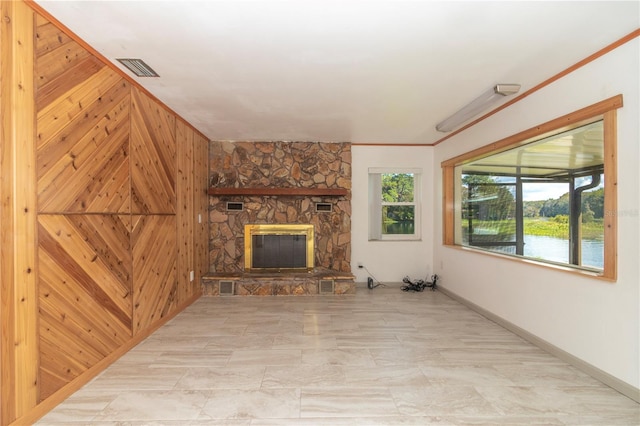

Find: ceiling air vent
<box><xmin>116</xmin><ymin>58</ymin><xmax>159</xmax><ymax>77</ymax></box>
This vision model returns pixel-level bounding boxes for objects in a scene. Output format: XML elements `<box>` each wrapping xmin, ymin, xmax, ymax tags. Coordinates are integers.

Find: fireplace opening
<box><xmin>252</xmin><ymin>235</ymin><xmax>306</xmax><ymax>269</ymax></box>
<box><xmin>244</xmin><ymin>224</ymin><xmax>314</xmax><ymax>271</ymax></box>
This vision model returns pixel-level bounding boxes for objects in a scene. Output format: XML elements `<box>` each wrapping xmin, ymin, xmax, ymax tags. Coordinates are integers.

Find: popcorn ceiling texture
<box><xmin>208</xmin><ymin>141</ymin><xmax>352</xmax><ymax>273</ymax></box>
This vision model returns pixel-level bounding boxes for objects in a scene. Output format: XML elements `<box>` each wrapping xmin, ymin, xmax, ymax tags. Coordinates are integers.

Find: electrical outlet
<box><xmin>189</xmin><ymin>270</ymin><xmax>195</xmax><ymax>282</ymax></box>
<box><xmin>357</xmin><ymin>262</ymin><xmax>363</xmax><ymax>269</ymax></box>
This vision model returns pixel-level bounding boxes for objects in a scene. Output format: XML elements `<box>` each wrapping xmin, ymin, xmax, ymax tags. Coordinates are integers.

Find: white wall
<box><xmin>351</xmin><ymin>145</ymin><xmax>434</xmax><ymax>283</ymax></box>
<box><xmin>432</xmin><ymin>39</ymin><xmax>639</xmax><ymax>389</ymax></box>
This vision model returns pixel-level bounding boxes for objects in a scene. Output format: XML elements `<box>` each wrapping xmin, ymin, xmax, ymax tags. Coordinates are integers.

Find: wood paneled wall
<box><xmin>0</xmin><ymin>1</ymin><xmax>209</xmax><ymax>424</ymax></box>
<box><xmin>1</xmin><ymin>2</ymin><xmax>39</xmax><ymax>423</ymax></box>
<box><xmin>193</xmin><ymin>131</ymin><xmax>210</xmax><ymax>287</ymax></box>
<box><xmin>38</xmin><ymin>215</ymin><xmax>132</xmax><ymax>400</ymax></box>
<box><xmin>131</xmin><ymin>87</ymin><xmax>176</xmax><ymax>214</ymax></box>
<box><xmin>177</xmin><ymin>121</ymin><xmax>196</xmax><ymax>303</ymax></box>
<box><xmin>131</xmin><ymin>215</ymin><xmax>178</xmax><ymax>334</ymax></box>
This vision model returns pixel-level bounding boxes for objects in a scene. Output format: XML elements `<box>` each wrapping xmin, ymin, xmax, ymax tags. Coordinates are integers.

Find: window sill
<box><xmin>369</xmin><ymin>237</ymin><xmax>422</xmax><ymax>242</ymax></box>
<box><xmin>443</xmin><ymin>244</ymin><xmax>615</xmax><ymax>282</ymax></box>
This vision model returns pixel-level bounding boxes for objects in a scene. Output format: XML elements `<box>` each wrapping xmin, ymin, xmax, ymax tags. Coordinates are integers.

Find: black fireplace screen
<box><xmin>251</xmin><ymin>234</ymin><xmax>307</xmax><ymax>269</ymax></box>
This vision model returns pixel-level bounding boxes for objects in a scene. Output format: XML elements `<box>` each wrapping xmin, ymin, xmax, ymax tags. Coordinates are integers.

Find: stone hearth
<box><xmin>202</xmin><ymin>268</ymin><xmax>355</xmax><ymax>296</ymax></box>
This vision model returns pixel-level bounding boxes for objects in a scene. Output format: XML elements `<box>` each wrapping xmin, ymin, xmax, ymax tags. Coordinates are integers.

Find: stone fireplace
<box><xmin>203</xmin><ymin>141</ymin><xmax>355</xmax><ymax>296</ymax></box>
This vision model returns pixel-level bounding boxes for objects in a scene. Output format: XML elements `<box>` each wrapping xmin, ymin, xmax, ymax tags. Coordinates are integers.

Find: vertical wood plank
<box><xmin>0</xmin><ymin>1</ymin><xmax>39</xmax><ymax>423</ymax></box>
<box><xmin>176</xmin><ymin>121</ymin><xmax>195</xmax><ymax>303</ymax></box>
<box><xmin>603</xmin><ymin>110</ymin><xmax>617</xmax><ymax>281</ymax></box>
<box><xmin>0</xmin><ymin>6</ymin><xmax>8</xmax><ymax>424</ymax></box>
<box><xmin>442</xmin><ymin>166</ymin><xmax>455</xmax><ymax>245</ymax></box>
<box><xmin>194</xmin><ymin>133</ymin><xmax>209</xmax><ymax>289</ymax></box>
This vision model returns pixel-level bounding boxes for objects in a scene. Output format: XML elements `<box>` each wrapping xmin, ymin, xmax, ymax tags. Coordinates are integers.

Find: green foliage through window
<box><xmin>381</xmin><ymin>173</ymin><xmax>415</xmax><ymax>235</ymax></box>
<box><xmin>370</xmin><ymin>170</ymin><xmax>420</xmax><ymax>240</ymax></box>
<box><xmin>382</xmin><ymin>173</ymin><xmax>414</xmax><ymax>203</ymax></box>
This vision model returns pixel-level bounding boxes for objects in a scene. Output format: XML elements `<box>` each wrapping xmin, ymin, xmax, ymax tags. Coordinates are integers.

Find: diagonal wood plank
<box><xmin>130</xmin><ymin>87</ymin><xmax>176</xmax><ymax>214</ymax></box>
<box><xmin>35</xmin><ymin>32</ymin><xmax>92</xmax><ymax>90</ymax></box>
<box><xmin>37</xmin><ymin>66</ymin><xmax>124</xmax><ymax>146</ymax></box>
<box><xmin>34</xmin><ymin>19</ymin><xmax>73</xmax><ymax>57</ymax></box>
<box><xmin>38</xmin><ymin>214</ymin><xmax>132</xmax><ymax>400</ymax></box>
<box><xmin>38</xmin><ymin>98</ymin><xmax>130</xmax><ymax>213</ymax></box>
<box><xmin>37</xmin><ymin>73</ymin><xmax>130</xmax><ymax>213</ymax></box>
<box><xmin>36</xmin><ymin>55</ymin><xmax>105</xmax><ymax>111</ymax></box>
<box><xmin>131</xmin><ymin>215</ymin><xmax>178</xmax><ymax>334</ymax></box>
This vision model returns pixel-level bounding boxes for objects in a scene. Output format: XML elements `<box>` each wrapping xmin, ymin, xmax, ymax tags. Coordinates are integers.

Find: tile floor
<box><xmin>37</xmin><ymin>285</ymin><xmax>639</xmax><ymax>425</ymax></box>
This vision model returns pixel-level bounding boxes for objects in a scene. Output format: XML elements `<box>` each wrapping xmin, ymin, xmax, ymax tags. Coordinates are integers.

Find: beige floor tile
<box><xmin>300</xmin><ymin>388</ymin><xmax>400</xmax><ymax>418</ymax></box>
<box><xmin>301</xmin><ymin>347</ymin><xmax>377</xmax><ymax>366</ymax></box>
<box><xmin>390</xmin><ymin>384</ymin><xmax>501</xmax><ymax>417</ymax></box>
<box><xmin>204</xmin><ymin>335</ymin><xmax>274</xmax><ymax>350</ymax></box>
<box><xmin>35</xmin><ymin>288</ymin><xmax>639</xmax><ymax>425</ymax></box>
<box><xmin>36</xmin><ymin>392</ymin><xmax>118</xmax><ymax>423</ymax></box>
<box><xmin>148</xmin><ymin>348</ymin><xmax>232</xmax><ymax>368</ymax></box>
<box><xmin>262</xmin><ymin>364</ymin><xmax>347</xmax><ymax>388</ymax></box>
<box><xmin>91</xmin><ymin>390</ymin><xmax>209</xmax><ymax>421</ymax></box>
<box><xmin>82</xmin><ymin>367</ymin><xmax>188</xmax><ymax>391</ymax></box>
<box><xmin>272</xmin><ymin>334</ymin><xmax>337</xmax><ymax>349</ymax></box>
<box><xmin>198</xmin><ymin>388</ymin><xmax>300</xmax><ymax>420</ymax></box>
<box><xmin>174</xmin><ymin>366</ymin><xmax>265</xmax><ymax>390</ymax></box>
<box><xmin>344</xmin><ymin>365</ymin><xmax>431</xmax><ymax>388</ymax></box>
<box><xmin>227</xmin><ymin>348</ymin><xmax>302</xmax><ymax>366</ymax></box>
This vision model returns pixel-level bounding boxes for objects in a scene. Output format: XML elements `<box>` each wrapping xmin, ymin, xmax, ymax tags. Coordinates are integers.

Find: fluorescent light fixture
<box><xmin>436</xmin><ymin>84</ymin><xmax>521</xmax><ymax>132</ymax></box>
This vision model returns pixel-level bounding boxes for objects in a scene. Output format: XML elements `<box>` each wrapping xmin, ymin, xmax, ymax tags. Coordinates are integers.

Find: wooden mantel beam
<box><xmin>208</xmin><ymin>187</ymin><xmax>348</xmax><ymax>196</ymax></box>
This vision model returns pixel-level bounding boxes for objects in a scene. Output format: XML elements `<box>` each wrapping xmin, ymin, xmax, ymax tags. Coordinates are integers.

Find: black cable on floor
<box><xmin>401</xmin><ymin>274</ymin><xmax>439</xmax><ymax>292</ymax></box>
<box><xmin>362</xmin><ymin>265</ymin><xmax>386</xmax><ymax>289</ymax></box>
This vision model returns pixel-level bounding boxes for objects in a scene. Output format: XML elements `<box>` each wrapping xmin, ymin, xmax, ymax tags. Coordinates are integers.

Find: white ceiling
<box><xmin>35</xmin><ymin>1</ymin><xmax>639</xmax><ymax>144</ymax></box>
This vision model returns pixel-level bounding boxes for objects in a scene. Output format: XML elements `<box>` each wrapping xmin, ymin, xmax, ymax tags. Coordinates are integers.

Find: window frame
<box><xmin>369</xmin><ymin>167</ymin><xmax>422</xmax><ymax>241</ymax></box>
<box><xmin>441</xmin><ymin>95</ymin><xmax>621</xmax><ymax>281</ymax></box>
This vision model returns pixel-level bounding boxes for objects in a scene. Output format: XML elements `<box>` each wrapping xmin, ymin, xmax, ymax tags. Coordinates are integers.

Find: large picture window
<box><xmin>369</xmin><ymin>168</ymin><xmax>421</xmax><ymax>241</ymax></box>
<box><xmin>442</xmin><ymin>96</ymin><xmax>620</xmax><ymax>280</ymax></box>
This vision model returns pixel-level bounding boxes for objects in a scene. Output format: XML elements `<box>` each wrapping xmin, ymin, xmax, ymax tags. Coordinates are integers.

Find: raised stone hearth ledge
<box><xmin>202</xmin><ymin>268</ymin><xmax>356</xmax><ymax>296</ymax></box>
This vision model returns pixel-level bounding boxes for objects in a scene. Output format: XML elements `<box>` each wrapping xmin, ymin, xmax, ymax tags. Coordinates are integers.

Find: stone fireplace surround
<box><xmin>204</xmin><ymin>141</ymin><xmax>355</xmax><ymax>296</ymax></box>
<box><xmin>245</xmin><ymin>224</ymin><xmax>314</xmax><ymax>271</ymax></box>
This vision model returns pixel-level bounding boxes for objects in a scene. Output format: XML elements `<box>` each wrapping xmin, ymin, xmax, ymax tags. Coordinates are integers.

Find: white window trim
<box><xmin>369</xmin><ymin>168</ymin><xmax>422</xmax><ymax>241</ymax></box>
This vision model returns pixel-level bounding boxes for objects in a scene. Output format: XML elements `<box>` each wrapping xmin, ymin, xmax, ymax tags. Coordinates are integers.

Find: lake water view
<box><xmin>485</xmin><ymin>235</ymin><xmax>604</xmax><ymax>269</ymax></box>
<box><xmin>523</xmin><ymin>234</ymin><xmax>604</xmax><ymax>269</ymax></box>
<box><xmin>383</xmin><ymin>221</ymin><xmax>415</xmax><ymax>235</ymax></box>
<box><xmin>463</xmin><ymin>231</ymin><xmax>604</xmax><ymax>269</ymax></box>
<box><xmin>388</xmin><ymin>221</ymin><xmax>604</xmax><ymax>269</ymax></box>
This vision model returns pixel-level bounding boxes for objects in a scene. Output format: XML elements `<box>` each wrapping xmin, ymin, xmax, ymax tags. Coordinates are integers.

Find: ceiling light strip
<box><xmin>432</xmin><ymin>28</ymin><xmax>640</xmax><ymax>147</ymax></box>
<box><xmin>435</xmin><ymin>84</ymin><xmax>521</xmax><ymax>133</ymax></box>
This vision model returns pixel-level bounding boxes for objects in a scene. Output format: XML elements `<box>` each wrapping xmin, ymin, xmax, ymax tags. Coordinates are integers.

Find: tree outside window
<box><xmin>369</xmin><ymin>169</ymin><xmax>421</xmax><ymax>240</ymax></box>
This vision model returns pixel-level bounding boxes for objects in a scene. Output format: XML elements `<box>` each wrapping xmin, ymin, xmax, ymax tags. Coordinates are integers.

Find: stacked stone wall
<box><xmin>208</xmin><ymin>141</ymin><xmax>351</xmax><ymax>273</ymax></box>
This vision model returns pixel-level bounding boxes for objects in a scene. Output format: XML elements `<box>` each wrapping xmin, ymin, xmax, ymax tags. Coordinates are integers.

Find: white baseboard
<box><xmin>437</xmin><ymin>286</ymin><xmax>640</xmax><ymax>403</ymax></box>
